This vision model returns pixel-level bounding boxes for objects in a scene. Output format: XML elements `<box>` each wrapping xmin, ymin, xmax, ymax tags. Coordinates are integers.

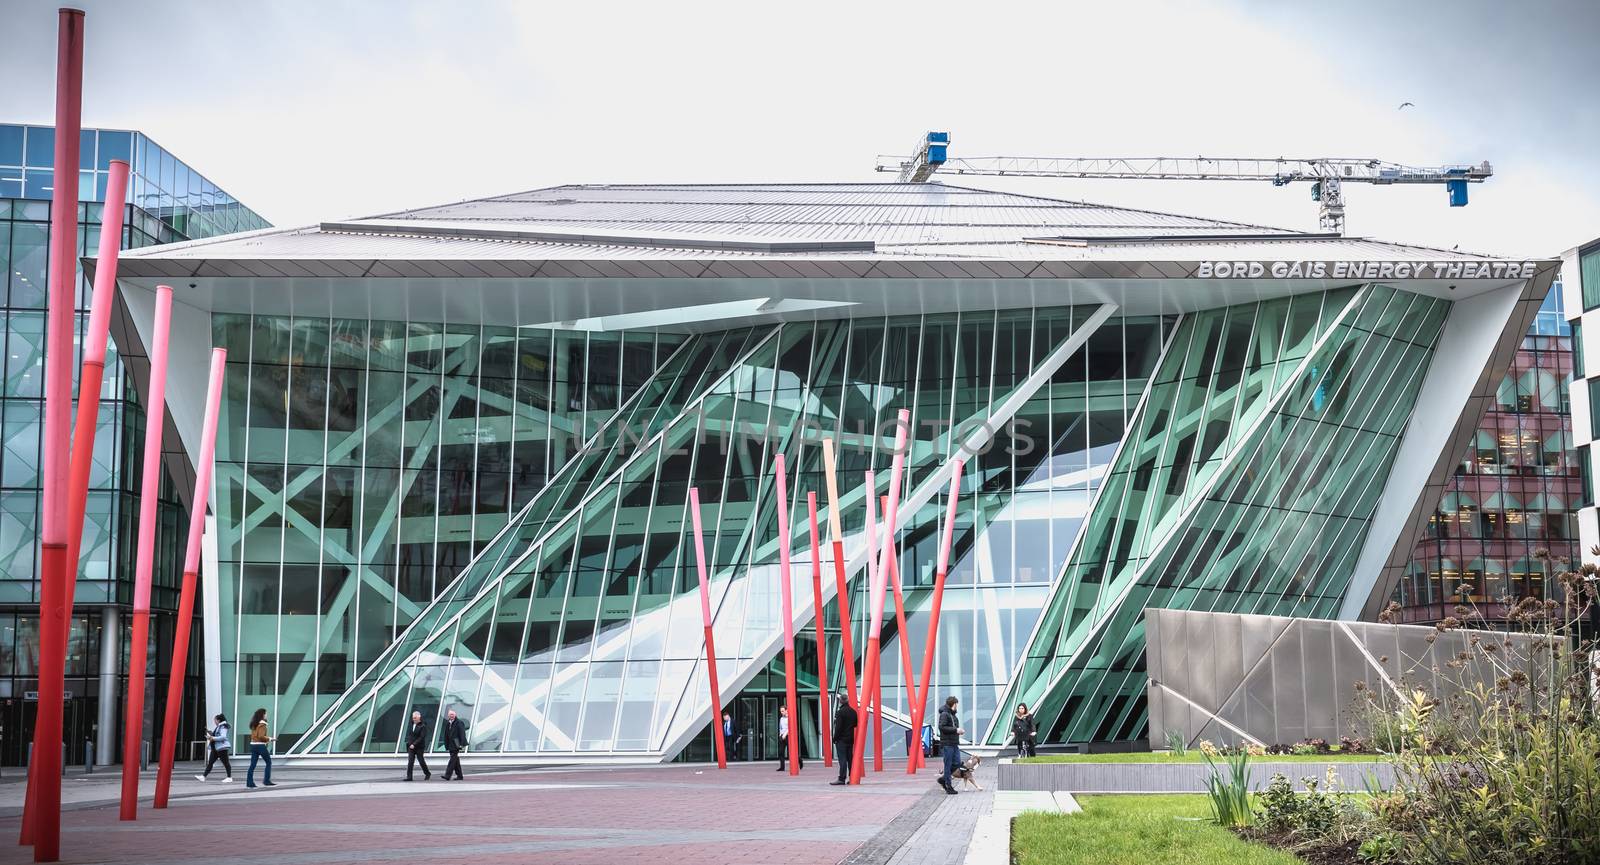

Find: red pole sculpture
<box><xmin>820</xmin><ymin>438</ymin><xmax>856</xmax><ymax>709</ymax></box>
<box><xmin>851</xmin><ymin>411</ymin><xmax>911</xmax><ymax>783</ymax></box>
<box><xmin>864</xmin><ymin>482</ymin><xmax>883</xmax><ymax>772</ymax></box>
<box><xmin>849</xmin><ymin>468</ymin><xmax>879</xmax><ymax>783</ymax></box>
<box><xmin>121</xmin><ymin>285</ymin><xmax>173</xmax><ymax>821</ymax></box>
<box><xmin>906</xmin><ymin>460</ymin><xmax>964</xmax><ymax>774</ymax></box>
<box><xmin>26</xmin><ymin>9</ymin><xmax>84</xmax><ymax>859</ymax></box>
<box><xmin>688</xmin><ymin>488</ymin><xmax>727</xmax><ymax>768</ymax></box>
<box><xmin>61</xmin><ymin>159</ymin><xmax>130</xmax><ymax>641</ymax></box>
<box><xmin>155</xmin><ymin>349</ymin><xmax>226</xmax><ymax>807</ymax></box>
<box><xmin>27</xmin><ymin>158</ymin><xmax>129</xmax><ymax>836</ymax></box>
<box><xmin>773</xmin><ymin>454</ymin><xmax>801</xmax><ymax>775</ymax></box>
<box><xmin>806</xmin><ymin>492</ymin><xmax>831</xmax><ymax>766</ymax></box>
<box><xmin>881</xmin><ymin>495</ymin><xmax>920</xmax><ymax>767</ymax></box>
<box><xmin>876</xmin><ymin>411</ymin><xmax>913</xmax><ymax>770</ymax></box>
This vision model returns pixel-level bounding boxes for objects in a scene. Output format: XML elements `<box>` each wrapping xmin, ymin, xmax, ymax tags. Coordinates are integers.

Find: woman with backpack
<box><xmin>195</xmin><ymin>714</ymin><xmax>233</xmax><ymax>782</ymax></box>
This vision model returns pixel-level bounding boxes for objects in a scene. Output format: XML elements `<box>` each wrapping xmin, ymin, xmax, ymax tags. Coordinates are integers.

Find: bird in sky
<box><xmin>1398</xmin><ymin>102</ymin><xmax>1415</xmax><ymax>110</ymax></box>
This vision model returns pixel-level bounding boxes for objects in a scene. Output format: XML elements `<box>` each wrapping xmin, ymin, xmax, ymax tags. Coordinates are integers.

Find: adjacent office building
<box><xmin>105</xmin><ymin>182</ymin><xmax>1557</xmax><ymax>758</ymax></box>
<box><xmin>1394</xmin><ymin>286</ymin><xmax>1580</xmax><ymax>624</ymax></box>
<box><xmin>1565</xmin><ymin>237</ymin><xmax>1600</xmax><ymax>562</ymax></box>
<box><xmin>0</xmin><ymin>123</ymin><xmax>268</xmax><ymax>765</ymax></box>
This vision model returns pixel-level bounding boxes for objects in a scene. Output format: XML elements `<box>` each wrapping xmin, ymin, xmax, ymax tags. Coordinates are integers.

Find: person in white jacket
<box><xmin>775</xmin><ymin>706</ymin><xmax>803</xmax><ymax>771</ymax></box>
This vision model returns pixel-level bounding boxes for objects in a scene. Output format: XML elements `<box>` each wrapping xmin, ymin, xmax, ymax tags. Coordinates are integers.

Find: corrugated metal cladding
<box><xmin>118</xmin><ymin>181</ymin><xmax>1510</xmax><ymax>267</ymax></box>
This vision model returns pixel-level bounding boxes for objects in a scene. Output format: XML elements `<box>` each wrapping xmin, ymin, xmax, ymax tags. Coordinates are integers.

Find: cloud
<box><xmin>0</xmin><ymin>0</ymin><xmax>1594</xmax><ymax>256</ymax></box>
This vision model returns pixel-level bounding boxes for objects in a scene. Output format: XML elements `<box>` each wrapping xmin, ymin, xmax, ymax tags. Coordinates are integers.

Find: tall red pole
<box><xmin>773</xmin><ymin>454</ymin><xmax>801</xmax><ymax>775</ymax></box>
<box><xmin>688</xmin><ymin>488</ymin><xmax>727</xmax><ymax>769</ymax></box>
<box><xmin>862</xmin><ymin>474</ymin><xmax>884</xmax><ymax>774</ymax></box>
<box><xmin>806</xmin><ymin>492</ymin><xmax>831</xmax><ymax>766</ymax></box>
<box><xmin>820</xmin><ymin>439</ymin><xmax>856</xmax><ymax>711</ymax></box>
<box><xmin>881</xmin><ymin>496</ymin><xmax>920</xmax><ymax>767</ymax></box>
<box><xmin>120</xmin><ymin>285</ymin><xmax>173</xmax><ymax>821</ymax></box>
<box><xmin>26</xmin><ymin>9</ymin><xmax>85</xmax><ymax>859</ymax></box>
<box><xmin>155</xmin><ymin>349</ymin><xmax>226</xmax><ymax>807</ymax></box>
<box><xmin>26</xmin><ymin>159</ymin><xmax>129</xmax><ymax>838</ymax></box>
<box><xmin>906</xmin><ymin>461</ymin><xmax>964</xmax><ymax>774</ymax></box>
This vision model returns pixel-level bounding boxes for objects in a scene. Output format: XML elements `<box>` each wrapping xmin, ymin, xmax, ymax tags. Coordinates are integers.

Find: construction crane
<box><xmin>876</xmin><ymin>132</ymin><xmax>1493</xmax><ymax>235</ymax></box>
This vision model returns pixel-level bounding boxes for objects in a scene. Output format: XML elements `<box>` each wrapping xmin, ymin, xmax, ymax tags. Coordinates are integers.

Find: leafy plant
<box><xmin>1164</xmin><ymin>729</ymin><xmax>1187</xmax><ymax>757</ymax></box>
<box><xmin>1357</xmin><ymin>832</ymin><xmax>1401</xmax><ymax>863</ymax></box>
<box><xmin>1201</xmin><ymin>748</ymin><xmax>1254</xmax><ymax>828</ymax></box>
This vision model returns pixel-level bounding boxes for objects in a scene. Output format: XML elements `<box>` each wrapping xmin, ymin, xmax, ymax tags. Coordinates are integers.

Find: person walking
<box><xmin>441</xmin><ymin>708</ymin><xmax>468</xmax><ymax>780</ymax></box>
<box><xmin>245</xmin><ymin>708</ymin><xmax>276</xmax><ymax>789</ymax></box>
<box><xmin>721</xmin><ymin>712</ymin><xmax>741</xmax><ymax>761</ymax></box>
<box><xmin>775</xmin><ymin>705</ymin><xmax>803</xmax><ymax>772</ymax></box>
<box><xmin>405</xmin><ymin>710</ymin><xmax>432</xmax><ymax>781</ymax></box>
<box><xmin>936</xmin><ymin>696</ymin><xmax>963</xmax><ymax>795</ymax></box>
<box><xmin>1012</xmin><ymin>703</ymin><xmax>1037</xmax><ymax>758</ymax></box>
<box><xmin>828</xmin><ymin>693</ymin><xmax>857</xmax><ymax>786</ymax></box>
<box><xmin>195</xmin><ymin>713</ymin><xmax>233</xmax><ymax>782</ymax></box>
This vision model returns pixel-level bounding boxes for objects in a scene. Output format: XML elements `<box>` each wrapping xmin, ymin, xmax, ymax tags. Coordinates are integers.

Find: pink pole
<box><xmin>61</xmin><ymin>159</ymin><xmax>130</xmax><ymax>637</ymax></box>
<box><xmin>848</xmin><ymin>468</ymin><xmax>878</xmax><ymax>784</ymax></box>
<box><xmin>877</xmin><ymin>412</ymin><xmax>913</xmax><ymax>767</ymax></box>
<box><xmin>806</xmin><ymin>492</ymin><xmax>831</xmax><ymax>766</ymax></box>
<box><xmin>774</xmin><ymin>455</ymin><xmax>801</xmax><ymax>775</ymax></box>
<box><xmin>155</xmin><ymin>349</ymin><xmax>226</xmax><ymax>807</ymax></box>
<box><xmin>27</xmin><ymin>9</ymin><xmax>84</xmax><ymax>859</ymax></box>
<box><xmin>859</xmin><ymin>473</ymin><xmax>883</xmax><ymax>776</ymax></box>
<box><xmin>906</xmin><ymin>461</ymin><xmax>964</xmax><ymax>775</ymax></box>
<box><xmin>881</xmin><ymin>495</ymin><xmax>919</xmax><ymax>767</ymax></box>
<box><xmin>120</xmin><ymin>285</ymin><xmax>172</xmax><ymax>821</ymax></box>
<box><xmin>850</xmin><ymin>413</ymin><xmax>910</xmax><ymax>783</ymax></box>
<box><xmin>688</xmin><ymin>488</ymin><xmax>727</xmax><ymax>769</ymax></box>
<box><xmin>820</xmin><ymin>439</ymin><xmax>857</xmax><ymax>711</ymax></box>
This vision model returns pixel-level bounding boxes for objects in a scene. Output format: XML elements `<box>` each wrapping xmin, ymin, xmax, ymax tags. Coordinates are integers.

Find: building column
<box><xmin>97</xmin><ymin>606</ymin><xmax>119</xmax><ymax>762</ymax></box>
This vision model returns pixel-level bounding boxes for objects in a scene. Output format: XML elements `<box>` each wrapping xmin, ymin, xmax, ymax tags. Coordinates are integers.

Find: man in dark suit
<box><xmin>722</xmin><ymin>712</ymin><xmax>742</xmax><ymax>761</ymax></box>
<box><xmin>405</xmin><ymin>710</ymin><xmax>431</xmax><ymax>781</ymax></box>
<box><xmin>441</xmin><ymin>708</ymin><xmax>468</xmax><ymax>780</ymax></box>
<box><xmin>828</xmin><ymin>692</ymin><xmax>857</xmax><ymax>786</ymax></box>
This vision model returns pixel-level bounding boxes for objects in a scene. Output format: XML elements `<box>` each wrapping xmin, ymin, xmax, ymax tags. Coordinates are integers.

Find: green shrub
<box><xmin>1253</xmin><ymin>771</ymin><xmax>1369</xmax><ymax>847</ymax></box>
<box><xmin>1165</xmin><ymin>729</ymin><xmax>1187</xmax><ymax>757</ymax></box>
<box><xmin>1354</xmin><ymin>554</ymin><xmax>1600</xmax><ymax>864</ymax></box>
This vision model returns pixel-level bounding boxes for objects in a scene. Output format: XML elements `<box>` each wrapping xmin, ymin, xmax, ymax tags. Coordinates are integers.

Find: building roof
<box><xmin>117</xmin><ymin>181</ymin><xmax>1507</xmax><ymax>270</ymax></box>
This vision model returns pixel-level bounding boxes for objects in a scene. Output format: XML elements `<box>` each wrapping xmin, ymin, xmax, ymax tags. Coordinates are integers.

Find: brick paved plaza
<box><xmin>0</xmin><ymin>759</ymin><xmax>988</xmax><ymax>865</ymax></box>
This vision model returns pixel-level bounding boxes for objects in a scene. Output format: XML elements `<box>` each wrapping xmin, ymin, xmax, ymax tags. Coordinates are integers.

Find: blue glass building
<box><xmin>0</xmin><ymin>123</ymin><xmax>267</xmax><ymax>765</ymax></box>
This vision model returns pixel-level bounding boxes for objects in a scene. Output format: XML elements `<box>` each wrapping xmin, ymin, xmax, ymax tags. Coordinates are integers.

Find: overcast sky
<box><xmin>2</xmin><ymin>0</ymin><xmax>1596</xmax><ymax>258</ymax></box>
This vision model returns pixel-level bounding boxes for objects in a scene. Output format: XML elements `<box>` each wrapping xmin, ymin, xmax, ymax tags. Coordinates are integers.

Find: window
<box><xmin>1582</xmin><ymin>243</ymin><xmax>1600</xmax><ymax>311</ymax></box>
<box><xmin>1575</xmin><ymin>320</ymin><xmax>1585</xmax><ymax>378</ymax></box>
<box><xmin>1582</xmin><ymin>447</ymin><xmax>1595</xmax><ymax>508</ymax></box>
<box><xmin>1591</xmin><ymin>379</ymin><xmax>1600</xmax><ymax>445</ymax></box>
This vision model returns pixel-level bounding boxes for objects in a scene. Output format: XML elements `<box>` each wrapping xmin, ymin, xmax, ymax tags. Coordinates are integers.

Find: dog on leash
<box><xmin>950</xmin><ymin>753</ymin><xmax>983</xmax><ymax>791</ymax></box>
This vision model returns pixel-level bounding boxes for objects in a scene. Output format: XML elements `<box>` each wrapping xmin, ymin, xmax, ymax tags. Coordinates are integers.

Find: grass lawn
<box><xmin>1011</xmin><ymin>794</ymin><xmax>1301</xmax><ymax>865</ymax></box>
<box><xmin>1018</xmin><ymin>751</ymin><xmax>1386</xmax><ymax>764</ymax></box>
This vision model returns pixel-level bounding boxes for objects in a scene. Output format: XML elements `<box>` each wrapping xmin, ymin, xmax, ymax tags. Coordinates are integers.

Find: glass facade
<box><xmin>0</xmin><ymin>123</ymin><xmax>266</xmax><ymax>765</ymax></box>
<box><xmin>993</xmin><ymin>285</ymin><xmax>1450</xmax><ymax>745</ymax></box>
<box><xmin>266</xmin><ymin>306</ymin><xmax>1187</xmax><ymax>756</ymax></box>
<box><xmin>0</xmin><ymin>125</ymin><xmax>269</xmax><ymax>239</ymax></box>
<box><xmin>1393</xmin><ymin>286</ymin><xmax>1579</xmax><ymax>624</ymax></box>
<box><xmin>206</xmin><ymin>315</ymin><xmax>685</xmax><ymax>747</ymax></box>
